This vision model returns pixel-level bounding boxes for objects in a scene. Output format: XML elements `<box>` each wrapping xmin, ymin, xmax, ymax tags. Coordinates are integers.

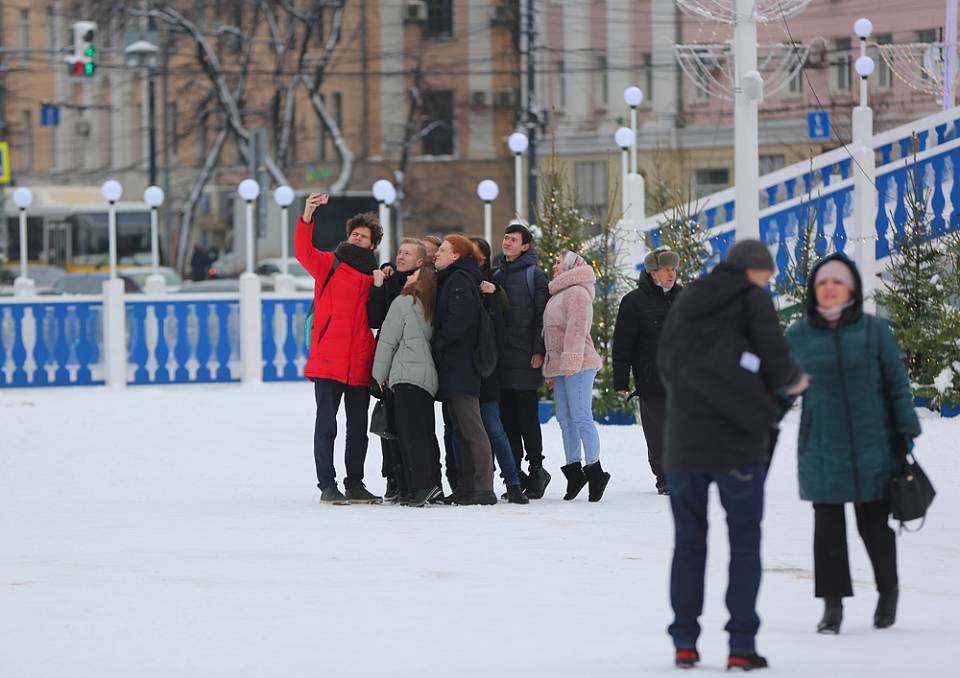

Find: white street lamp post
<box><xmin>373</xmin><ymin>180</ymin><xmax>397</xmax><ymax>266</ymax></box>
<box><xmin>237</xmin><ymin>178</ymin><xmax>262</xmax><ymax>384</ymax></box>
<box><xmin>508</xmin><ymin>132</ymin><xmax>529</xmax><ymax>220</ymax></box>
<box><xmin>238</xmin><ymin>179</ymin><xmax>260</xmax><ymax>275</ymax></box>
<box><xmin>143</xmin><ymin>186</ymin><xmax>165</xmax><ymax>294</ymax></box>
<box><xmin>853</xmin><ymin>18</ymin><xmax>875</xmax><ymax>143</ymax></box>
<box><xmin>734</xmin><ymin>0</ymin><xmax>761</xmax><ymax>242</ymax></box>
<box><xmin>477</xmin><ymin>180</ymin><xmax>500</xmax><ymax>245</ymax></box>
<box><xmin>273</xmin><ymin>185</ymin><xmax>296</xmax><ymax>294</ymax></box>
<box><xmin>947</xmin><ymin>0</ymin><xmax>957</xmax><ymax>109</ymax></box>
<box><xmin>100</xmin><ymin>179</ymin><xmax>125</xmax><ymax>388</ymax></box>
<box><xmin>101</xmin><ymin>180</ymin><xmax>123</xmax><ymax>279</ymax></box>
<box><xmin>624</xmin><ymin>87</ymin><xmax>643</xmax><ymax>175</ymax></box>
<box><xmin>12</xmin><ymin>187</ymin><xmax>34</xmax><ymax>297</ymax></box>
<box><xmin>614</xmin><ymin>127</ymin><xmax>635</xmax><ymax>216</ymax></box>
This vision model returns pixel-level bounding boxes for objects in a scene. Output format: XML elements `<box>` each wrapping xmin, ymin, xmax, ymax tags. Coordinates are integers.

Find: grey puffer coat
<box><xmin>372</xmin><ymin>295</ymin><xmax>439</xmax><ymax>397</ymax></box>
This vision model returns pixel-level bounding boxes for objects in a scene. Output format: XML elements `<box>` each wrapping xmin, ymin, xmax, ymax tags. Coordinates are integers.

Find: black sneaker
<box><xmin>503</xmin><ymin>485</ymin><xmax>530</xmax><ymax>504</ymax></box>
<box><xmin>401</xmin><ymin>486</ymin><xmax>441</xmax><ymax>507</ymax></box>
<box><xmin>675</xmin><ymin>648</ymin><xmax>700</xmax><ymax>669</ymax></box>
<box><xmin>455</xmin><ymin>491</ymin><xmax>498</xmax><ymax>506</ymax></box>
<box><xmin>384</xmin><ymin>477</ymin><xmax>400</xmax><ymax>503</ymax></box>
<box><xmin>344</xmin><ymin>483</ymin><xmax>382</xmax><ymax>505</ymax></box>
<box><xmin>319</xmin><ymin>485</ymin><xmax>349</xmax><ymax>505</ymax></box>
<box><xmin>727</xmin><ymin>653</ymin><xmax>768</xmax><ymax>671</ymax></box>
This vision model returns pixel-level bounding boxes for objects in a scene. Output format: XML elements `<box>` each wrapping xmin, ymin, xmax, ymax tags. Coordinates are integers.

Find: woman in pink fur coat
<box><xmin>542</xmin><ymin>252</ymin><xmax>610</xmax><ymax>502</ymax></box>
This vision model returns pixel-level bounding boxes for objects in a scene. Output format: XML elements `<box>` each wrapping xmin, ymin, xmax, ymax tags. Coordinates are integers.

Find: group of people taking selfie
<box><xmin>297</xmin><ymin>193</ymin><xmax>922</xmax><ymax>671</ymax></box>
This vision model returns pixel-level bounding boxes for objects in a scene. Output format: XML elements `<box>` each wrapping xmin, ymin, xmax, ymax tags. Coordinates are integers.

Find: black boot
<box><xmin>384</xmin><ymin>477</ymin><xmax>400</xmax><ymax>503</ymax></box>
<box><xmin>401</xmin><ymin>486</ymin><xmax>441</xmax><ymax>507</ymax></box>
<box><xmin>727</xmin><ymin>653</ymin><xmax>768</xmax><ymax>671</ymax></box>
<box><xmin>319</xmin><ymin>484</ymin><xmax>349</xmax><ymax>505</ymax></box>
<box><xmin>656</xmin><ymin>476</ymin><xmax>669</xmax><ymax>495</ymax></box>
<box><xmin>674</xmin><ymin>648</ymin><xmax>700</xmax><ymax>669</ymax></box>
<box><xmin>455</xmin><ymin>491</ymin><xmax>498</xmax><ymax>506</ymax></box>
<box><xmin>874</xmin><ymin>587</ymin><xmax>898</xmax><ymax>629</ymax></box>
<box><xmin>583</xmin><ymin>461</ymin><xmax>610</xmax><ymax>502</ymax></box>
<box><xmin>560</xmin><ymin>462</ymin><xmax>588</xmax><ymax>500</ymax></box>
<box><xmin>817</xmin><ymin>597</ymin><xmax>843</xmax><ymax>634</ymax></box>
<box><xmin>344</xmin><ymin>482</ymin><xmax>382</xmax><ymax>505</ymax></box>
<box><xmin>524</xmin><ymin>465</ymin><xmax>551</xmax><ymax>499</ymax></box>
<box><xmin>503</xmin><ymin>485</ymin><xmax>530</xmax><ymax>504</ymax></box>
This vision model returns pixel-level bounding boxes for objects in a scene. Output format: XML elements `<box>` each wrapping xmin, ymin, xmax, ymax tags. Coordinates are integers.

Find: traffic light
<box><xmin>67</xmin><ymin>21</ymin><xmax>97</xmax><ymax>77</ymax></box>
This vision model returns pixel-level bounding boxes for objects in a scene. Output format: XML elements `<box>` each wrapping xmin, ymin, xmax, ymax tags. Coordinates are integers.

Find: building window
<box><xmin>692</xmin><ymin>48</ymin><xmax>711</xmax><ymax>101</ymax></box>
<box><xmin>21</xmin><ymin>110</ymin><xmax>33</xmax><ymax>171</ymax></box>
<box><xmin>47</xmin><ymin>6</ymin><xmax>58</xmax><ymax>63</ymax></box>
<box><xmin>426</xmin><ymin>1</ymin><xmax>454</xmax><ymax>38</ymax></box>
<box><xmin>598</xmin><ymin>56</ymin><xmax>609</xmax><ymax>107</ymax></box>
<box><xmin>874</xmin><ymin>33</ymin><xmax>893</xmax><ymax>90</ymax></box>
<box><xmin>759</xmin><ymin>154</ymin><xmax>786</xmax><ymax>175</ymax></box>
<box><xmin>101</xmin><ymin>79</ymin><xmax>113</xmax><ymax>168</ymax></box>
<box><xmin>557</xmin><ymin>59</ymin><xmax>566</xmax><ymax>109</ymax></box>
<box><xmin>575</xmin><ymin>161</ymin><xmax>608</xmax><ymax>221</ymax></box>
<box><xmin>421</xmin><ymin>90</ymin><xmax>455</xmax><ymax>156</ymax></box>
<box><xmin>786</xmin><ymin>43</ymin><xmax>804</xmax><ymax>96</ymax></box>
<box><xmin>692</xmin><ymin>168</ymin><xmax>729</xmax><ymax>199</ymax></box>
<box><xmin>640</xmin><ymin>52</ymin><xmax>653</xmax><ymax>101</ymax></box>
<box><xmin>916</xmin><ymin>29</ymin><xmax>938</xmax><ymax>82</ymax></box>
<box><xmin>833</xmin><ymin>38</ymin><xmax>852</xmax><ymax>92</ymax></box>
<box><xmin>19</xmin><ymin>9</ymin><xmax>30</xmax><ymax>62</ymax></box>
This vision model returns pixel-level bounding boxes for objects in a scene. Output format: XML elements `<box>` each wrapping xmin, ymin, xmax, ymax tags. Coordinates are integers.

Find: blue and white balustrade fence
<box><xmin>0</xmin><ymin>292</ymin><xmax>314</xmax><ymax>388</ymax></box>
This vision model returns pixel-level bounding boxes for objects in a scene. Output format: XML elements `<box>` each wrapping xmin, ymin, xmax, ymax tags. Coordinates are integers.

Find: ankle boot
<box><xmin>524</xmin><ymin>465</ymin><xmax>551</xmax><ymax>499</ymax></box>
<box><xmin>817</xmin><ymin>597</ymin><xmax>843</xmax><ymax>634</ymax></box>
<box><xmin>560</xmin><ymin>462</ymin><xmax>588</xmax><ymax>500</ymax></box>
<box><xmin>874</xmin><ymin>587</ymin><xmax>898</xmax><ymax>629</ymax></box>
<box><xmin>583</xmin><ymin>461</ymin><xmax>611</xmax><ymax>502</ymax></box>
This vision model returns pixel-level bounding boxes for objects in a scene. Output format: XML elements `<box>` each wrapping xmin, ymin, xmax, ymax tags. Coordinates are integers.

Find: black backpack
<box><xmin>473</xmin><ymin>291</ymin><xmax>499</xmax><ymax>379</ymax></box>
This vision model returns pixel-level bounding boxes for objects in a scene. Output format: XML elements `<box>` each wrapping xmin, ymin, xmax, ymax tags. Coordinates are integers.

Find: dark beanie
<box><xmin>725</xmin><ymin>239</ymin><xmax>775</xmax><ymax>272</ymax></box>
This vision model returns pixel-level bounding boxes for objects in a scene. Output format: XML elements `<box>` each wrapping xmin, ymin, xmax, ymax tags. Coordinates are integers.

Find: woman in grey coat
<box><xmin>372</xmin><ymin>266</ymin><xmax>443</xmax><ymax>506</ymax></box>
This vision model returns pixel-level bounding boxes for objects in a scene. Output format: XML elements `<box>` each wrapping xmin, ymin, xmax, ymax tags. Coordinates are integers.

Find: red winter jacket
<box><xmin>295</xmin><ymin>216</ymin><xmax>376</xmax><ymax>385</ymax></box>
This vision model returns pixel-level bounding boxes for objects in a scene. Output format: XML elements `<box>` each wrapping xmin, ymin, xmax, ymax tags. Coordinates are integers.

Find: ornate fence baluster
<box><xmin>880</xmin><ymin>143</ymin><xmax>893</xmax><ymax>165</ymax></box>
<box><xmin>30</xmin><ymin>305</ymin><xmax>50</xmax><ymax>386</ymax></box>
<box><xmin>53</xmin><ymin>305</ymin><xmax>70</xmax><ymax>384</ymax></box>
<box><xmin>174</xmin><ymin>303</ymin><xmax>191</xmax><ymax>382</ymax></box>
<box><xmin>282</xmin><ymin>301</ymin><xmax>300</xmax><ymax>380</ymax></box>
<box><xmin>262</xmin><ymin>301</ymin><xmax>278</xmax><ymax>381</ymax></box>
<box><xmin>130</xmin><ymin>304</ymin><xmax>150</xmax><ymax>384</ymax></box>
<box><xmin>893</xmin><ymin>166</ymin><xmax>908</xmax><ymax>245</ymax></box>
<box><xmin>215</xmin><ymin>302</ymin><xmax>233</xmax><ymax>381</ymax></box>
<box><xmin>11</xmin><ymin>306</ymin><xmax>28</xmax><ymax>385</ymax></box>
<box><xmin>74</xmin><ymin>304</ymin><xmax>95</xmax><ymax>384</ymax></box>
<box><xmin>785</xmin><ymin>177</ymin><xmax>797</xmax><ymax>200</ymax></box>
<box><xmin>832</xmin><ymin>189</ymin><xmax>849</xmax><ymax>254</ymax></box>
<box><xmin>932</xmin><ymin>154</ymin><xmax>947</xmax><ymax>235</ymax></box>
<box><xmin>839</xmin><ymin>159</ymin><xmax>851</xmax><ymax>180</ymax></box>
<box><xmin>875</xmin><ymin>172</ymin><xmax>892</xmax><ymax>258</ymax></box>
<box><xmin>195</xmin><ymin>302</ymin><xmax>212</xmax><ymax>382</ymax></box>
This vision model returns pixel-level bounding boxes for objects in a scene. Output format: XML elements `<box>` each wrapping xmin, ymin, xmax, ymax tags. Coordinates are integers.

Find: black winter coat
<box><xmin>479</xmin><ymin>271</ymin><xmax>509</xmax><ymax>404</ymax></box>
<box><xmin>494</xmin><ymin>248</ymin><xmax>550</xmax><ymax>390</ymax></box>
<box><xmin>366</xmin><ymin>266</ymin><xmax>415</xmax><ymax>332</ymax></box>
<box><xmin>612</xmin><ymin>273</ymin><xmax>682</xmax><ymax>398</ymax></box>
<box><xmin>657</xmin><ymin>264</ymin><xmax>802</xmax><ymax>473</ymax></box>
<box><xmin>433</xmin><ymin>257</ymin><xmax>484</xmax><ymax>401</ymax></box>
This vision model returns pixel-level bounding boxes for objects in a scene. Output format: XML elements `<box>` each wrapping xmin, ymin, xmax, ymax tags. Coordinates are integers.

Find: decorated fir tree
<box><xmin>774</xmin><ymin>180</ymin><xmax>828</xmax><ymax>329</ymax></box>
<box><xmin>643</xmin><ymin>182</ymin><xmax>714</xmax><ymax>284</ymax></box>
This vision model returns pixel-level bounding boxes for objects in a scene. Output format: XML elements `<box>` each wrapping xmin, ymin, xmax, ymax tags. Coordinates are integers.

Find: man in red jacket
<box><xmin>296</xmin><ymin>192</ymin><xmax>386</xmax><ymax>505</ymax></box>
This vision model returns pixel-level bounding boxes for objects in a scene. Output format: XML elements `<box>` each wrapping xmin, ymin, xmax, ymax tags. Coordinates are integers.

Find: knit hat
<box><xmin>725</xmin><ymin>239</ymin><xmax>775</xmax><ymax>272</ymax></box>
<box><xmin>563</xmin><ymin>251</ymin><xmax>588</xmax><ymax>271</ymax></box>
<box><xmin>814</xmin><ymin>259</ymin><xmax>856</xmax><ymax>291</ymax></box>
<box><xmin>643</xmin><ymin>247</ymin><xmax>680</xmax><ymax>271</ymax></box>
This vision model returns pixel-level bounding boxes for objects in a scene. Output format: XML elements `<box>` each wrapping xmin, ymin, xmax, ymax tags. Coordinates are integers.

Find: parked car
<box><xmin>0</xmin><ymin>267</ymin><xmax>15</xmax><ymax>296</ymax></box>
<box><xmin>0</xmin><ymin>264</ymin><xmax>66</xmax><ymax>295</ymax></box>
<box><xmin>122</xmin><ymin>266</ymin><xmax>184</xmax><ymax>293</ymax></box>
<box><xmin>178</xmin><ymin>278</ymin><xmax>275</xmax><ymax>293</ymax></box>
<box><xmin>254</xmin><ymin>258</ymin><xmax>315</xmax><ymax>291</ymax></box>
<box><xmin>49</xmin><ymin>272</ymin><xmax>142</xmax><ymax>295</ymax></box>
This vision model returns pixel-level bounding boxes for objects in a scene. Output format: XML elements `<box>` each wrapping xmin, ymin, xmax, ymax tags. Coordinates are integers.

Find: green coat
<box><xmin>372</xmin><ymin>295</ymin><xmax>439</xmax><ymax>397</ymax></box>
<box><xmin>786</xmin><ymin>256</ymin><xmax>921</xmax><ymax>504</ymax></box>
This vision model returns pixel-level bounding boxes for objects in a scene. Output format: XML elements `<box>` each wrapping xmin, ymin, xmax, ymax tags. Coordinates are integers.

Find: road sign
<box><xmin>40</xmin><ymin>104</ymin><xmax>60</xmax><ymax>127</ymax></box>
<box><xmin>807</xmin><ymin>111</ymin><xmax>830</xmax><ymax>140</ymax></box>
<box><xmin>0</xmin><ymin>142</ymin><xmax>10</xmax><ymax>184</ymax></box>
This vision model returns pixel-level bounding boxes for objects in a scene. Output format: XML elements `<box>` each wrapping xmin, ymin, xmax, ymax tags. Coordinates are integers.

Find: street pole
<box><xmin>245</xmin><ymin>199</ymin><xmax>255</xmax><ymax>275</ymax></box>
<box><xmin>630</xmin><ymin>106</ymin><xmax>638</xmax><ymax>174</ymax></box>
<box><xmin>525</xmin><ymin>0</ymin><xmax>538</xmax><ymax>222</ymax></box>
<box><xmin>148</xmin><ymin>68</ymin><xmax>157</xmax><ymax>186</ymax></box>
<box><xmin>514</xmin><ymin>152</ymin><xmax>523</xmax><ymax>218</ymax></box>
<box><xmin>947</xmin><ymin>0</ymin><xmax>957</xmax><ymax>109</ymax></box>
<box><xmin>734</xmin><ymin>0</ymin><xmax>760</xmax><ymax>242</ymax></box>
<box><xmin>108</xmin><ymin>200</ymin><xmax>118</xmax><ymax>279</ymax></box>
<box><xmin>484</xmin><ymin>201</ymin><xmax>493</xmax><ymax>245</ymax></box>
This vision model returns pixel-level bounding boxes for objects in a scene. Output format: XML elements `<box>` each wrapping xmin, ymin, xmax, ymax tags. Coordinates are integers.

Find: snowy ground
<box><xmin>1</xmin><ymin>383</ymin><xmax>956</xmax><ymax>677</ymax></box>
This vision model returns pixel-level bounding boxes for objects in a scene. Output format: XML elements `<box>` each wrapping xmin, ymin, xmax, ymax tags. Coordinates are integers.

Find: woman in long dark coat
<box><xmin>786</xmin><ymin>253</ymin><xmax>921</xmax><ymax>633</ymax></box>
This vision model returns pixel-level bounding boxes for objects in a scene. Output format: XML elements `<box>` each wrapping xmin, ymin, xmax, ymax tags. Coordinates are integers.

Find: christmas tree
<box><xmin>643</xmin><ymin>181</ymin><xmax>714</xmax><ymax>284</ymax></box>
<box><xmin>774</xmin><ymin>174</ymin><xmax>827</xmax><ymax>329</ymax></box>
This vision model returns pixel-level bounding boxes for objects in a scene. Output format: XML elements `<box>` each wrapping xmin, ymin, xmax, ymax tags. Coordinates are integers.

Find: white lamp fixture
<box><xmin>142</xmin><ymin>186</ymin><xmax>165</xmax><ymax>292</ymax></box>
<box><xmin>273</xmin><ymin>185</ymin><xmax>295</xmax><ymax>282</ymax></box>
<box><xmin>144</xmin><ymin>186</ymin><xmax>164</xmax><ymax>208</ymax></box>
<box><xmin>614</xmin><ymin>128</ymin><xmax>635</xmax><ymax>215</ymax></box>
<box><xmin>13</xmin><ymin>187</ymin><xmax>33</xmax><ymax>209</ymax></box>
<box><xmin>238</xmin><ymin>179</ymin><xmax>260</xmax><ymax>275</ymax></box>
<box><xmin>372</xmin><ymin>179</ymin><xmax>396</xmax><ymax>205</ymax></box>
<box><xmin>12</xmin><ymin>187</ymin><xmax>34</xmax><ymax>295</ymax></box>
<box><xmin>855</xmin><ymin>56</ymin><xmax>875</xmax><ymax>78</ymax></box>
<box><xmin>507</xmin><ymin>132</ymin><xmax>529</xmax><ymax>154</ymax></box>
<box><xmin>101</xmin><ymin>179</ymin><xmax>123</xmax><ymax>203</ymax></box>
<box><xmin>477</xmin><ymin>179</ymin><xmax>500</xmax><ymax>202</ymax></box>
<box><xmin>273</xmin><ymin>185</ymin><xmax>294</xmax><ymax>207</ymax></box>
<box><xmin>853</xmin><ymin>17</ymin><xmax>873</xmax><ymax>39</ymax></box>
<box><xmin>372</xmin><ymin>180</ymin><xmax>396</xmax><ymax>265</ymax></box>
<box><xmin>614</xmin><ymin>127</ymin><xmax>635</xmax><ymax>150</ymax></box>
<box><xmin>623</xmin><ymin>86</ymin><xmax>644</xmax><ymax>108</ymax></box>
<box><xmin>238</xmin><ymin>178</ymin><xmax>260</xmax><ymax>202</ymax></box>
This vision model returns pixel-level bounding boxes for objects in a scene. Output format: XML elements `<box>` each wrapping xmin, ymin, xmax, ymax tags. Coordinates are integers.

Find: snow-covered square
<box><xmin>1</xmin><ymin>384</ymin><xmax>956</xmax><ymax>676</ymax></box>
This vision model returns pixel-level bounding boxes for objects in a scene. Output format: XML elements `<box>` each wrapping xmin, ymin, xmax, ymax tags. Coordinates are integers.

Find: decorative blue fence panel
<box><xmin>262</xmin><ymin>296</ymin><xmax>312</xmax><ymax>382</ymax></box>
<box><xmin>126</xmin><ymin>297</ymin><xmax>241</xmax><ymax>385</ymax></box>
<box><xmin>0</xmin><ymin>299</ymin><xmax>104</xmax><ymax>387</ymax></box>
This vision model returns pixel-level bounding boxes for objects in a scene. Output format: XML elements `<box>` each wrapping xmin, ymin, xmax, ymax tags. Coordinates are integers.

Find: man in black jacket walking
<box><xmin>613</xmin><ymin>247</ymin><xmax>682</xmax><ymax>494</ymax></box>
<box><xmin>657</xmin><ymin>239</ymin><xmax>808</xmax><ymax>671</ymax></box>
<box><xmin>494</xmin><ymin>222</ymin><xmax>551</xmax><ymax>498</ymax></box>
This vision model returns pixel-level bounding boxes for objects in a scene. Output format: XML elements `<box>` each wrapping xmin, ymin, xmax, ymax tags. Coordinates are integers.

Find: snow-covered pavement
<box><xmin>1</xmin><ymin>383</ymin><xmax>956</xmax><ymax>676</ymax></box>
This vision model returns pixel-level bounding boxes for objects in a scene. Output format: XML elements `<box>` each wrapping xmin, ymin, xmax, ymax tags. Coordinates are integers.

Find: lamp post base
<box><xmin>13</xmin><ymin>277</ymin><xmax>36</xmax><ymax>297</ymax></box>
<box><xmin>274</xmin><ymin>274</ymin><xmax>296</xmax><ymax>295</ymax></box>
<box><xmin>144</xmin><ymin>274</ymin><xmax>166</xmax><ymax>295</ymax></box>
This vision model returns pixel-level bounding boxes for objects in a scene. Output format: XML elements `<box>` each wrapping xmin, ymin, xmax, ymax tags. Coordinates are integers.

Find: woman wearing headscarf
<box><xmin>542</xmin><ymin>252</ymin><xmax>608</xmax><ymax>501</ymax></box>
<box><xmin>786</xmin><ymin>253</ymin><xmax>921</xmax><ymax>633</ymax></box>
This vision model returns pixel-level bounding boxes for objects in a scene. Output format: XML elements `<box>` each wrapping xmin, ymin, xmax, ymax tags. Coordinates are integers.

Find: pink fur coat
<box><xmin>542</xmin><ymin>264</ymin><xmax>603</xmax><ymax>378</ymax></box>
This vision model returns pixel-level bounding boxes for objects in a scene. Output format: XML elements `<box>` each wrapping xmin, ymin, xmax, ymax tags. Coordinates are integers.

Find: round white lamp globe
<box><xmin>101</xmin><ymin>180</ymin><xmax>123</xmax><ymax>203</ymax></box>
<box><xmin>855</xmin><ymin>56</ymin><xmax>875</xmax><ymax>78</ymax></box>
<box><xmin>853</xmin><ymin>18</ymin><xmax>873</xmax><ymax>39</ymax></box>
<box><xmin>273</xmin><ymin>185</ymin><xmax>295</xmax><ymax>207</ymax></box>
<box><xmin>12</xmin><ymin>187</ymin><xmax>33</xmax><ymax>209</ymax></box>
<box><xmin>614</xmin><ymin>126</ymin><xmax>636</xmax><ymax>149</ymax></box>
<box><xmin>238</xmin><ymin>179</ymin><xmax>260</xmax><ymax>202</ymax></box>
<box><xmin>508</xmin><ymin>132</ymin><xmax>529</xmax><ymax>154</ymax></box>
<box><xmin>477</xmin><ymin>180</ymin><xmax>500</xmax><ymax>202</ymax></box>
<box><xmin>624</xmin><ymin>86</ymin><xmax>644</xmax><ymax>107</ymax></box>
<box><xmin>372</xmin><ymin>179</ymin><xmax>394</xmax><ymax>203</ymax></box>
<box><xmin>143</xmin><ymin>186</ymin><xmax>165</xmax><ymax>208</ymax></box>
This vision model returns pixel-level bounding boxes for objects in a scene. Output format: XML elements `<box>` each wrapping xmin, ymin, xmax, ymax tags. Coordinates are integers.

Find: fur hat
<box><xmin>643</xmin><ymin>247</ymin><xmax>680</xmax><ymax>271</ymax></box>
<box><xmin>725</xmin><ymin>239</ymin><xmax>775</xmax><ymax>272</ymax></box>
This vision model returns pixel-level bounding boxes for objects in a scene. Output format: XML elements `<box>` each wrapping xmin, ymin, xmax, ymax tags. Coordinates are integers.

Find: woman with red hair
<box><xmin>432</xmin><ymin>235</ymin><xmax>497</xmax><ymax>505</ymax></box>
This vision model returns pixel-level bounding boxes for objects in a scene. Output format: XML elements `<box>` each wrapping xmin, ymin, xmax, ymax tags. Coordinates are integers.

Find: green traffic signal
<box><xmin>84</xmin><ymin>62</ymin><xmax>95</xmax><ymax>76</ymax></box>
<box><xmin>84</xmin><ymin>46</ymin><xmax>95</xmax><ymax>58</ymax></box>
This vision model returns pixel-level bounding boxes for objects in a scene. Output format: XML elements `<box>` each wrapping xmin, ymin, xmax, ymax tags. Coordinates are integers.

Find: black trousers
<box><xmin>813</xmin><ymin>499</ymin><xmax>898</xmax><ymax>599</ymax></box>
<box><xmin>392</xmin><ymin>384</ymin><xmax>443</xmax><ymax>492</ymax></box>
<box><xmin>379</xmin><ymin>390</ymin><xmax>407</xmax><ymax>494</ymax></box>
<box><xmin>639</xmin><ymin>394</ymin><xmax>666</xmax><ymax>481</ymax></box>
<box><xmin>500</xmin><ymin>388</ymin><xmax>544</xmax><ymax>469</ymax></box>
<box><xmin>313</xmin><ymin>378</ymin><xmax>370</xmax><ymax>489</ymax></box>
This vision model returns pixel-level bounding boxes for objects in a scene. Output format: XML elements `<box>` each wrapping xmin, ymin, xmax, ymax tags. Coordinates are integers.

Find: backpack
<box><xmin>493</xmin><ymin>264</ymin><xmax>536</xmax><ymax>300</ymax></box>
<box><xmin>473</xmin><ymin>291</ymin><xmax>499</xmax><ymax>378</ymax></box>
<box><xmin>304</xmin><ymin>257</ymin><xmax>341</xmax><ymax>355</ymax></box>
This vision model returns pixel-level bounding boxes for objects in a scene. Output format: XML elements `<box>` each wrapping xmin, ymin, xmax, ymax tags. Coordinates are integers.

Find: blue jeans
<box><xmin>553</xmin><ymin>368</ymin><xmax>600</xmax><ymax>465</ymax></box>
<box><xmin>667</xmin><ymin>463</ymin><xmax>768</xmax><ymax>654</ymax></box>
<box><xmin>480</xmin><ymin>401</ymin><xmax>521</xmax><ymax>487</ymax></box>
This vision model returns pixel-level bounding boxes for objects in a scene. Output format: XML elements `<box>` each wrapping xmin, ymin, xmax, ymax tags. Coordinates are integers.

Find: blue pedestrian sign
<box><xmin>807</xmin><ymin>111</ymin><xmax>830</xmax><ymax>140</ymax></box>
<box><xmin>40</xmin><ymin>103</ymin><xmax>60</xmax><ymax>127</ymax></box>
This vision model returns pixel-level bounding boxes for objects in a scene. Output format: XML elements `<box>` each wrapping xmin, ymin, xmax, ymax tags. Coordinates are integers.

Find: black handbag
<box><xmin>888</xmin><ymin>451</ymin><xmax>936</xmax><ymax>531</ymax></box>
<box><xmin>369</xmin><ymin>399</ymin><xmax>398</xmax><ymax>440</ymax></box>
